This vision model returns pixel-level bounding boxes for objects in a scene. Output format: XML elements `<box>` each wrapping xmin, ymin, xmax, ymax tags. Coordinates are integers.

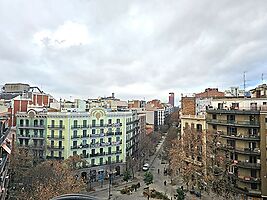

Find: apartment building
<box><xmin>0</xmin><ymin>114</ymin><xmax>12</xmax><ymax>199</ymax></box>
<box><xmin>15</xmin><ymin>107</ymin><xmax>140</xmax><ymax>179</ymax></box>
<box><xmin>206</xmin><ymin>98</ymin><xmax>267</xmax><ymax>199</ymax></box>
<box><xmin>16</xmin><ymin>109</ymin><xmax>47</xmax><ymax>160</ymax></box>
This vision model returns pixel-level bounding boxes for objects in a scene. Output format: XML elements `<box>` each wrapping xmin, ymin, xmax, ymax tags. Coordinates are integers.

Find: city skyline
<box><xmin>0</xmin><ymin>1</ymin><xmax>267</xmax><ymax>103</ymax></box>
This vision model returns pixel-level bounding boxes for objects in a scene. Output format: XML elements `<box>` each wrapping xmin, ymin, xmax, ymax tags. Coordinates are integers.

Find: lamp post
<box><xmin>108</xmin><ymin>168</ymin><xmax>116</xmax><ymax>200</ymax></box>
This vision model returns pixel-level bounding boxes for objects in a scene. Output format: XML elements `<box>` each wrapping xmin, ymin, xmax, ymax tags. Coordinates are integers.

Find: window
<box><xmin>51</xmin><ymin>151</ymin><xmax>54</xmax><ymax>157</ymax></box>
<box><xmin>108</xmin><ymin>138</ymin><xmax>112</xmax><ymax>143</ymax></box>
<box><xmin>19</xmin><ymin>139</ymin><xmax>23</xmax><ymax>145</ymax></box>
<box><xmin>227</xmin><ymin>115</ymin><xmax>235</xmax><ymax>122</ymax></box>
<box><xmin>51</xmin><ymin>120</ymin><xmax>55</xmax><ymax>126</ymax></box>
<box><xmin>34</xmin><ymin>130</ymin><xmax>38</xmax><ymax>137</ymax></box>
<box><xmin>212</xmin><ymin>125</ymin><xmax>217</xmax><ymax>130</ymax></box>
<box><xmin>212</xmin><ymin>114</ymin><xmax>216</xmax><ymax>120</ymax></box>
<box><xmin>100</xmin><ymin>119</ymin><xmax>104</xmax><ymax>126</ymax></box>
<box><xmin>25</xmin><ymin>139</ymin><xmax>29</xmax><ymax>146</ymax></box>
<box><xmin>227</xmin><ymin>127</ymin><xmax>237</xmax><ymax>135</ymax></box>
<box><xmin>73</xmin><ymin>130</ymin><xmax>77</xmax><ymax>137</ymax></box>
<box><xmin>73</xmin><ymin>141</ymin><xmax>77</xmax><ymax>148</ymax></box>
<box><xmin>116</xmin><ymin>146</ymin><xmax>120</xmax><ymax>152</ymax></box>
<box><xmin>40</xmin><ymin>140</ymin><xmax>44</xmax><ymax>146</ymax></box>
<box><xmin>59</xmin><ymin>130</ymin><xmax>63</xmax><ymax>138</ymax></box>
<box><xmin>92</xmin><ymin>129</ymin><xmax>96</xmax><ymax>134</ymax></box>
<box><xmin>51</xmin><ymin>130</ymin><xmax>54</xmax><ymax>138</ymax></box>
<box><xmin>20</xmin><ymin>119</ymin><xmax>23</xmax><ymax>126</ymax></box>
<box><xmin>83</xmin><ymin>120</ymin><xmax>87</xmax><ymax>127</ymax></box>
<box><xmin>91</xmin><ymin>139</ymin><xmax>95</xmax><ymax>144</ymax></box>
<box><xmin>91</xmin><ymin>159</ymin><xmax>95</xmax><ymax>166</ymax></box>
<box><xmin>116</xmin><ymin>119</ymin><xmax>120</xmax><ymax>124</ymax></box>
<box><xmin>82</xmin><ymin>140</ymin><xmax>87</xmax><ymax>145</ymax></box>
<box><xmin>40</xmin><ymin>130</ymin><xmax>44</xmax><ymax>137</ymax></box>
<box><xmin>59</xmin><ymin>151</ymin><xmax>62</xmax><ymax>158</ymax></box>
<box><xmin>73</xmin><ymin>120</ymin><xmax>78</xmax><ymax>127</ymax></box>
<box><xmin>100</xmin><ymin>129</ymin><xmax>104</xmax><ymax>134</ymax></box>
<box><xmin>108</xmin><ymin>119</ymin><xmax>112</xmax><ymax>124</ymax></box>
<box><xmin>116</xmin><ymin>137</ymin><xmax>120</xmax><ymax>142</ymax></box>
<box><xmin>108</xmin><ymin>128</ymin><xmax>112</xmax><ymax>133</ymax></box>
<box><xmin>100</xmin><ymin>148</ymin><xmax>103</xmax><ymax>154</ymax></box>
<box><xmin>100</xmin><ymin>158</ymin><xmax>103</xmax><ymax>165</ymax></box>
<box><xmin>25</xmin><ymin>119</ymin><xmax>29</xmax><ymax>126</ymax></box>
<box><xmin>100</xmin><ymin>138</ymin><xmax>104</xmax><ymax>144</ymax></box>
<box><xmin>92</xmin><ymin>120</ymin><xmax>96</xmax><ymax>127</ymax></box>
<box><xmin>59</xmin><ymin>120</ymin><xmax>63</xmax><ymax>127</ymax></box>
<box><xmin>108</xmin><ymin>147</ymin><xmax>111</xmax><ymax>154</ymax></box>
<box><xmin>83</xmin><ymin>130</ymin><xmax>87</xmax><ymax>137</ymax></box>
<box><xmin>263</xmin><ymin>102</ymin><xmax>267</xmax><ymax>105</ymax></box>
<box><xmin>40</xmin><ymin>120</ymin><xmax>44</xmax><ymax>126</ymax></box>
<box><xmin>116</xmin><ymin>155</ymin><xmax>120</xmax><ymax>162</ymax></box>
<box><xmin>251</xmin><ymin>183</ymin><xmax>257</xmax><ymax>190</ymax></box>
<box><xmin>51</xmin><ymin>140</ymin><xmax>54</xmax><ymax>147</ymax></box>
<box><xmin>33</xmin><ymin>140</ymin><xmax>37</xmax><ymax>146</ymax></box>
<box><xmin>59</xmin><ymin>141</ymin><xmax>62</xmax><ymax>148</ymax></box>
<box><xmin>108</xmin><ymin>157</ymin><xmax>111</xmax><ymax>164</ymax></box>
<box><xmin>34</xmin><ymin>119</ymin><xmax>38</xmax><ymax>126</ymax></box>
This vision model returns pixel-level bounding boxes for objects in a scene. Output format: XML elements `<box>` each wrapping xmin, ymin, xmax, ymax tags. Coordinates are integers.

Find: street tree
<box><xmin>176</xmin><ymin>188</ymin><xmax>185</xmax><ymax>200</ymax></box>
<box><xmin>143</xmin><ymin>171</ymin><xmax>153</xmax><ymax>185</ymax></box>
<box><xmin>123</xmin><ymin>170</ymin><xmax>131</xmax><ymax>182</ymax></box>
<box><xmin>9</xmin><ymin>150</ymin><xmax>86</xmax><ymax>200</ymax></box>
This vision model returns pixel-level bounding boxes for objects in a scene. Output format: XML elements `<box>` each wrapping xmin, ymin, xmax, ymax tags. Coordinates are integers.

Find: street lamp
<box><xmin>108</xmin><ymin>169</ymin><xmax>116</xmax><ymax>200</ymax></box>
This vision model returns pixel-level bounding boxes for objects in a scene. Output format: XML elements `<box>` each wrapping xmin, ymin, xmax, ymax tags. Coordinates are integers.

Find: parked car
<box><xmin>142</xmin><ymin>163</ymin><xmax>150</xmax><ymax>171</ymax></box>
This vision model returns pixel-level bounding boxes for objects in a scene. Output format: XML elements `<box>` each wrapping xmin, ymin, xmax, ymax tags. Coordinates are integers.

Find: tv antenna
<box><xmin>243</xmin><ymin>71</ymin><xmax>247</xmax><ymax>91</ymax></box>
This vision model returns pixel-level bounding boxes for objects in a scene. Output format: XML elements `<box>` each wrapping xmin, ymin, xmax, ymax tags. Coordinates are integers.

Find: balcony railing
<box><xmin>220</xmin><ymin>131</ymin><xmax>260</xmax><ymax>141</ymax></box>
<box><xmin>47</xmin><ymin>135</ymin><xmax>64</xmax><ymax>140</ymax></box>
<box><xmin>106</xmin><ymin>132</ymin><xmax>115</xmax><ymax>136</ymax></box>
<box><xmin>219</xmin><ymin>145</ymin><xmax>261</xmax><ymax>155</ymax></box>
<box><xmin>71</xmin><ymin>144</ymin><xmax>89</xmax><ymax>149</ymax></box>
<box><xmin>0</xmin><ymin>127</ymin><xmax>10</xmax><ymax>146</ymax></box>
<box><xmin>31</xmin><ymin>135</ymin><xmax>45</xmax><ymax>139</ymax></box>
<box><xmin>115</xmin><ymin>132</ymin><xmax>122</xmax><ymax>135</ymax></box>
<box><xmin>48</xmin><ymin>125</ymin><xmax>65</xmax><ymax>129</ymax></box>
<box><xmin>236</xmin><ymin>161</ymin><xmax>261</xmax><ymax>169</ymax></box>
<box><xmin>90</xmin><ymin>133</ymin><xmax>105</xmax><ymax>138</ymax></box>
<box><xmin>206</xmin><ymin>119</ymin><xmax>259</xmax><ymax>127</ymax></box>
<box><xmin>17</xmin><ymin>134</ymin><xmax>30</xmax><ymax>139</ymax></box>
<box><xmin>237</xmin><ymin>176</ymin><xmax>261</xmax><ymax>183</ymax></box>
<box><xmin>71</xmin><ymin>125</ymin><xmax>90</xmax><ymax>129</ymax></box>
<box><xmin>18</xmin><ymin>124</ymin><xmax>45</xmax><ymax>129</ymax></box>
<box><xmin>71</xmin><ymin>135</ymin><xmax>81</xmax><ymax>139</ymax></box>
<box><xmin>207</xmin><ymin>106</ymin><xmax>267</xmax><ymax>113</ymax></box>
<box><xmin>46</xmin><ymin>156</ymin><xmax>64</xmax><ymax>160</ymax></box>
<box><xmin>47</xmin><ymin>145</ymin><xmax>64</xmax><ymax>150</ymax></box>
<box><xmin>90</xmin><ymin>141</ymin><xmax>122</xmax><ymax>148</ymax></box>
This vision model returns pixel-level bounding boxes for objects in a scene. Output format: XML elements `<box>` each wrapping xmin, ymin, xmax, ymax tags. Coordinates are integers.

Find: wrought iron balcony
<box><xmin>236</xmin><ymin>161</ymin><xmax>261</xmax><ymax>169</ymax></box>
<box><xmin>47</xmin><ymin>135</ymin><xmax>64</xmax><ymax>140</ymax></box>
<box><xmin>206</xmin><ymin>119</ymin><xmax>260</xmax><ymax>127</ymax></box>
<box><xmin>47</xmin><ymin>145</ymin><xmax>64</xmax><ymax>150</ymax></box>
<box><xmin>48</xmin><ymin>125</ymin><xmax>65</xmax><ymax>129</ymax></box>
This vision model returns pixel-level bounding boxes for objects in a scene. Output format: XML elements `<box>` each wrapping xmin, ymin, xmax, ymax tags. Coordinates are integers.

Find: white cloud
<box><xmin>33</xmin><ymin>21</ymin><xmax>91</xmax><ymax>48</ymax></box>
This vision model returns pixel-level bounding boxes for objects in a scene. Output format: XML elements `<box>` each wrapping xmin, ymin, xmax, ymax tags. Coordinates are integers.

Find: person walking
<box><xmin>158</xmin><ymin>169</ymin><xmax>160</xmax><ymax>174</ymax></box>
<box><xmin>164</xmin><ymin>180</ymin><xmax>167</xmax><ymax>186</ymax></box>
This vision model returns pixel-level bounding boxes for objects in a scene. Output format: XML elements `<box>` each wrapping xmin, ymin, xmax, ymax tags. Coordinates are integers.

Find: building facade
<box><xmin>206</xmin><ymin>98</ymin><xmax>267</xmax><ymax>199</ymax></box>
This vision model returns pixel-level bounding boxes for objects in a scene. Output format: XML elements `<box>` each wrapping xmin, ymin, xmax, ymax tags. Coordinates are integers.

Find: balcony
<box><xmin>47</xmin><ymin>135</ymin><xmax>64</xmax><ymax>140</ymax></box>
<box><xmin>106</xmin><ymin>132</ymin><xmax>115</xmax><ymax>136</ymax></box>
<box><xmin>47</xmin><ymin>145</ymin><xmax>64</xmax><ymax>150</ymax></box>
<box><xmin>31</xmin><ymin>135</ymin><xmax>45</xmax><ymax>140</ymax></box>
<box><xmin>81</xmin><ymin>134</ymin><xmax>90</xmax><ymax>138</ymax></box>
<box><xmin>220</xmin><ymin>132</ymin><xmax>260</xmax><ymax>141</ymax></box>
<box><xmin>71</xmin><ymin>144</ymin><xmax>89</xmax><ymax>149</ymax></box>
<box><xmin>206</xmin><ymin>107</ymin><xmax>261</xmax><ymax>115</ymax></box>
<box><xmin>237</xmin><ymin>176</ymin><xmax>261</xmax><ymax>183</ymax></box>
<box><xmin>115</xmin><ymin>132</ymin><xmax>122</xmax><ymax>135</ymax></box>
<box><xmin>71</xmin><ymin>135</ymin><xmax>81</xmax><ymax>139</ymax></box>
<box><xmin>0</xmin><ymin>127</ymin><xmax>10</xmax><ymax>146</ymax></box>
<box><xmin>206</xmin><ymin>119</ymin><xmax>259</xmax><ymax>128</ymax></box>
<box><xmin>236</xmin><ymin>161</ymin><xmax>261</xmax><ymax>169</ymax></box>
<box><xmin>18</xmin><ymin>124</ymin><xmax>45</xmax><ymax>129</ymax></box>
<box><xmin>219</xmin><ymin>145</ymin><xmax>261</xmax><ymax>155</ymax></box>
<box><xmin>46</xmin><ymin>156</ymin><xmax>64</xmax><ymax>160</ymax></box>
<box><xmin>90</xmin><ymin>153</ymin><xmax>105</xmax><ymax>157</ymax></box>
<box><xmin>48</xmin><ymin>125</ymin><xmax>65</xmax><ymax>129</ymax></box>
<box><xmin>31</xmin><ymin>145</ymin><xmax>45</xmax><ymax>150</ymax></box>
<box><xmin>90</xmin><ymin>133</ymin><xmax>105</xmax><ymax>138</ymax></box>
<box><xmin>17</xmin><ymin>134</ymin><xmax>30</xmax><ymax>139</ymax></box>
<box><xmin>90</xmin><ymin>124</ymin><xmax>107</xmax><ymax>128</ymax></box>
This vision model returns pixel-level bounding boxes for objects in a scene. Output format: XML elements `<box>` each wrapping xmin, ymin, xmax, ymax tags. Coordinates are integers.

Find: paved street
<box><xmin>87</xmin><ymin>134</ymin><xmax>226</xmax><ymax>200</ymax></box>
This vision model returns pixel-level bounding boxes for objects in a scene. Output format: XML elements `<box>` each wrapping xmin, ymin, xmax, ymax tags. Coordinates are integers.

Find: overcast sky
<box><xmin>0</xmin><ymin>0</ymin><xmax>267</xmax><ymax>104</ymax></box>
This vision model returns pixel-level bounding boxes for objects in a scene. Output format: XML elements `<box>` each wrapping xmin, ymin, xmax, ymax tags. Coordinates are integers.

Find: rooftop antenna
<box><xmin>243</xmin><ymin>71</ymin><xmax>247</xmax><ymax>91</ymax></box>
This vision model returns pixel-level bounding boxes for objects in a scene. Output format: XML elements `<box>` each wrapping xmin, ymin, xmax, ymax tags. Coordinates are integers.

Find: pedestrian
<box><xmin>164</xmin><ymin>180</ymin><xmax>167</xmax><ymax>186</ymax></box>
<box><xmin>158</xmin><ymin>169</ymin><xmax>160</xmax><ymax>174</ymax></box>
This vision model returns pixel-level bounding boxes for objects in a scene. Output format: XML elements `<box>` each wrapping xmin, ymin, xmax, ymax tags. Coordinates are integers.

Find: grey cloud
<box><xmin>0</xmin><ymin>0</ymin><xmax>267</xmax><ymax>103</ymax></box>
